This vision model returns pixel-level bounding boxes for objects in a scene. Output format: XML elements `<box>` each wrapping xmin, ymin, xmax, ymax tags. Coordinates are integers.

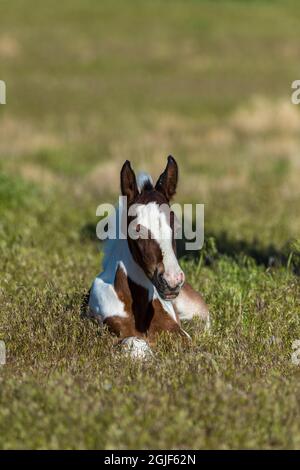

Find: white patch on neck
<box><xmin>100</xmin><ymin>200</ymin><xmax>152</xmax><ymax>290</ymax></box>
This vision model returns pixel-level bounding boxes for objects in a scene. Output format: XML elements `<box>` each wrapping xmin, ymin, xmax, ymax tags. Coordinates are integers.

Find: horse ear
<box><xmin>120</xmin><ymin>160</ymin><xmax>138</xmax><ymax>204</ymax></box>
<box><xmin>155</xmin><ymin>155</ymin><xmax>178</xmax><ymax>201</ymax></box>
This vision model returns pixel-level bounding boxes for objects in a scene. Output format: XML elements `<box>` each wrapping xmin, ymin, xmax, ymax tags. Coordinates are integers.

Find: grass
<box><xmin>0</xmin><ymin>0</ymin><xmax>300</xmax><ymax>449</ymax></box>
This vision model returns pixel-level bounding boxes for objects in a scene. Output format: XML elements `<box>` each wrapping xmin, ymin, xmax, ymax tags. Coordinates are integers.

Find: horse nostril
<box><xmin>178</xmin><ymin>271</ymin><xmax>185</xmax><ymax>285</ymax></box>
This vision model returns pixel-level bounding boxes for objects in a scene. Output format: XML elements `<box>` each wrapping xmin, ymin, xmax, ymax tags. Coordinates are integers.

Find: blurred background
<box><xmin>1</xmin><ymin>0</ymin><xmax>300</xmax><ymax>265</ymax></box>
<box><xmin>1</xmin><ymin>0</ymin><xmax>300</xmax><ymax>450</ymax></box>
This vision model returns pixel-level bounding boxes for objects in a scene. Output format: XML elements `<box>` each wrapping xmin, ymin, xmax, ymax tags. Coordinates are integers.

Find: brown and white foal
<box><xmin>88</xmin><ymin>156</ymin><xmax>209</xmax><ymax>358</ymax></box>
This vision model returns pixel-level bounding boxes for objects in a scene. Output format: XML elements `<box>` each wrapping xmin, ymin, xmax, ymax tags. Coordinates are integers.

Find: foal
<box><xmin>88</xmin><ymin>156</ymin><xmax>209</xmax><ymax>357</ymax></box>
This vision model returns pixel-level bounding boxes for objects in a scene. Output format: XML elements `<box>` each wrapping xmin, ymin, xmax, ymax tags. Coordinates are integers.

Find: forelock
<box><xmin>136</xmin><ymin>172</ymin><xmax>154</xmax><ymax>192</ymax></box>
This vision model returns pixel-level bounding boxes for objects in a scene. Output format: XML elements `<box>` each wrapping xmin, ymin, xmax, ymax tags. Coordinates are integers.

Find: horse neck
<box><xmin>102</xmin><ymin>236</ymin><xmax>155</xmax><ymax>297</ymax></box>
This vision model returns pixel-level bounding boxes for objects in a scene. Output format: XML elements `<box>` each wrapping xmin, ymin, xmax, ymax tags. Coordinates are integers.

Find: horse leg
<box><xmin>104</xmin><ymin>315</ymin><xmax>153</xmax><ymax>359</ymax></box>
<box><xmin>172</xmin><ymin>282</ymin><xmax>210</xmax><ymax>330</ymax></box>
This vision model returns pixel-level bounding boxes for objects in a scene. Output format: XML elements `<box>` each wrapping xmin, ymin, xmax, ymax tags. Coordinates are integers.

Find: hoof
<box><xmin>120</xmin><ymin>337</ymin><xmax>153</xmax><ymax>360</ymax></box>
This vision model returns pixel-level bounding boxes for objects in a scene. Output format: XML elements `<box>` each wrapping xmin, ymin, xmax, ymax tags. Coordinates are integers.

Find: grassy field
<box><xmin>0</xmin><ymin>0</ymin><xmax>300</xmax><ymax>449</ymax></box>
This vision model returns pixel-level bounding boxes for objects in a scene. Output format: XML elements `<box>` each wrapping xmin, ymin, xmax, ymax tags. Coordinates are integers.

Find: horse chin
<box><xmin>162</xmin><ymin>292</ymin><xmax>179</xmax><ymax>301</ymax></box>
<box><xmin>150</xmin><ymin>274</ymin><xmax>181</xmax><ymax>301</ymax></box>
<box><xmin>155</xmin><ymin>288</ymin><xmax>180</xmax><ymax>301</ymax></box>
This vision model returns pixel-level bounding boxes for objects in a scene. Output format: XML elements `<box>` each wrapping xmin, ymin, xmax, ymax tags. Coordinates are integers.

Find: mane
<box><xmin>136</xmin><ymin>172</ymin><xmax>153</xmax><ymax>192</ymax></box>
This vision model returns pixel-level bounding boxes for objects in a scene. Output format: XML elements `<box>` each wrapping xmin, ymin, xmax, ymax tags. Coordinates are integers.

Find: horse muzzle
<box><xmin>152</xmin><ymin>269</ymin><xmax>184</xmax><ymax>300</ymax></box>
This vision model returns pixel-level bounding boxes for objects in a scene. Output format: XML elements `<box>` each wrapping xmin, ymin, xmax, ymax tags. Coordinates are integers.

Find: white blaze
<box><xmin>134</xmin><ymin>202</ymin><xmax>182</xmax><ymax>286</ymax></box>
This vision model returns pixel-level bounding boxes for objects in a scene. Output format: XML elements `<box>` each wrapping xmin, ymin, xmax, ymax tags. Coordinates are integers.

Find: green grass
<box><xmin>0</xmin><ymin>0</ymin><xmax>300</xmax><ymax>449</ymax></box>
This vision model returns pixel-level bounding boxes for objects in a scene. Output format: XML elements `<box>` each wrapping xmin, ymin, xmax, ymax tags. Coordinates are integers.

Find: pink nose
<box><xmin>165</xmin><ymin>270</ymin><xmax>185</xmax><ymax>288</ymax></box>
<box><xmin>176</xmin><ymin>271</ymin><xmax>185</xmax><ymax>285</ymax></box>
